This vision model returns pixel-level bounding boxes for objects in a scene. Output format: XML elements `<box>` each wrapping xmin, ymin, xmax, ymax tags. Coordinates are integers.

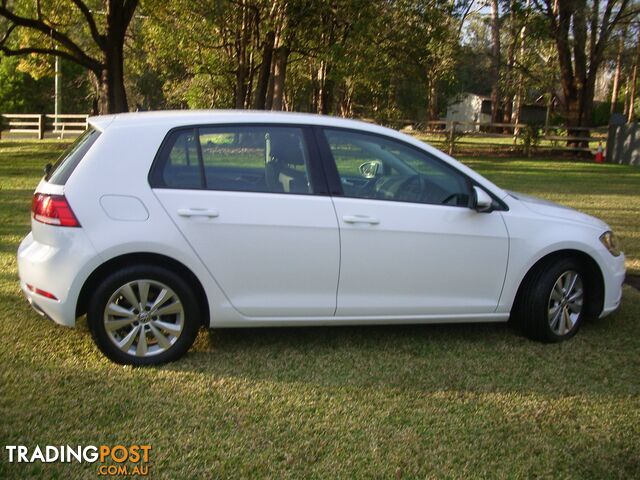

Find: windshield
<box><xmin>45</xmin><ymin>128</ymin><xmax>101</xmax><ymax>185</ymax></box>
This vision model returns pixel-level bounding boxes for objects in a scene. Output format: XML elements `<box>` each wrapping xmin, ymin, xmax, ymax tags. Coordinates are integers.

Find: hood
<box><xmin>507</xmin><ymin>190</ymin><xmax>608</xmax><ymax>230</ymax></box>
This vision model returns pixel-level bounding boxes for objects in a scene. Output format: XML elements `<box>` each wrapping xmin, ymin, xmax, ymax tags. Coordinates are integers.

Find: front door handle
<box><xmin>177</xmin><ymin>208</ymin><xmax>219</xmax><ymax>218</ymax></box>
<box><xmin>342</xmin><ymin>214</ymin><xmax>380</xmax><ymax>225</ymax></box>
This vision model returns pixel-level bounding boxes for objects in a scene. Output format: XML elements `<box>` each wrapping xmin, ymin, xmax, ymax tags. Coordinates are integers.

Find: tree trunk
<box><xmin>311</xmin><ymin>63</ymin><xmax>320</xmax><ymax>113</ymax></box>
<box><xmin>337</xmin><ymin>80</ymin><xmax>354</xmax><ymax>117</ymax></box>
<box><xmin>98</xmin><ymin>40</ymin><xmax>128</xmax><ymax>114</ymax></box>
<box><xmin>234</xmin><ymin>64</ymin><xmax>247</xmax><ymax>109</ymax></box>
<box><xmin>564</xmin><ymin>92</ymin><xmax>593</xmax><ymax>149</ymax></box>
<box><xmin>512</xmin><ymin>0</ymin><xmax>530</xmax><ymax>142</ymax></box>
<box><xmin>490</xmin><ymin>0</ymin><xmax>501</xmax><ymax>129</ymax></box>
<box><xmin>253</xmin><ymin>31</ymin><xmax>275</xmax><ymax>110</ymax></box>
<box><xmin>426</xmin><ymin>76</ymin><xmax>438</xmax><ymax>122</ymax></box>
<box><xmin>233</xmin><ymin>5</ymin><xmax>251</xmax><ymax>109</ymax></box>
<box><xmin>628</xmin><ymin>38</ymin><xmax>640</xmax><ymax>122</ymax></box>
<box><xmin>95</xmin><ymin>0</ymin><xmax>138</xmax><ymax>114</ymax></box>
<box><xmin>320</xmin><ymin>61</ymin><xmax>334</xmax><ymax>115</ymax></box>
<box><xmin>610</xmin><ymin>28</ymin><xmax>626</xmax><ymax>114</ymax></box>
<box><xmin>321</xmin><ymin>79</ymin><xmax>334</xmax><ymax>115</ymax></box>
<box><xmin>265</xmin><ymin>56</ymin><xmax>276</xmax><ymax>111</ymax></box>
<box><xmin>316</xmin><ymin>60</ymin><xmax>328</xmax><ymax>114</ymax></box>
<box><xmin>502</xmin><ymin>0</ymin><xmax>518</xmax><ymax>131</ymax></box>
<box><xmin>271</xmin><ymin>46</ymin><xmax>289</xmax><ymax>111</ymax></box>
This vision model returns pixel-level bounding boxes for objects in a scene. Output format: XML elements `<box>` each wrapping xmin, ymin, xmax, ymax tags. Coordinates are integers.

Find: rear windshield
<box><xmin>46</xmin><ymin>127</ymin><xmax>101</xmax><ymax>185</ymax></box>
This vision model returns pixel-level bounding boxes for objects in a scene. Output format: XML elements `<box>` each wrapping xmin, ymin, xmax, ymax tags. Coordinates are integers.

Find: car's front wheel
<box><xmin>87</xmin><ymin>265</ymin><xmax>201</xmax><ymax>365</ymax></box>
<box><xmin>514</xmin><ymin>257</ymin><xmax>590</xmax><ymax>342</ymax></box>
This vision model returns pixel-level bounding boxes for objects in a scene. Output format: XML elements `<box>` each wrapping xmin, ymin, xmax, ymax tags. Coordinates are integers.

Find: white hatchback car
<box><xmin>18</xmin><ymin>111</ymin><xmax>625</xmax><ymax>364</ymax></box>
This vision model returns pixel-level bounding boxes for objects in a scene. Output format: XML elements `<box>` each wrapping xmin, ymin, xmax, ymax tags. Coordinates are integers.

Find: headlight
<box><xmin>600</xmin><ymin>231</ymin><xmax>622</xmax><ymax>257</ymax></box>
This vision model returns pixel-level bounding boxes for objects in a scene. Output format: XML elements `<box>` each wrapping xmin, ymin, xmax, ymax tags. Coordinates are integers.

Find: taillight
<box><xmin>32</xmin><ymin>193</ymin><xmax>80</xmax><ymax>227</ymax></box>
<box><xmin>26</xmin><ymin>284</ymin><xmax>59</xmax><ymax>300</ymax></box>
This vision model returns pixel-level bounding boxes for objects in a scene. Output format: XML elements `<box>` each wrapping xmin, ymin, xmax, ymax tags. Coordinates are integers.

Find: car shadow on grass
<box><xmin>9</xmin><ymin>284</ymin><xmax>639</xmax><ymax>399</ymax></box>
<box><xmin>155</xmin><ymin>289</ymin><xmax>640</xmax><ymax>398</ymax></box>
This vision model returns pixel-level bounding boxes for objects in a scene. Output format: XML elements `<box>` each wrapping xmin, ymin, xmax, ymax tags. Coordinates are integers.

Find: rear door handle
<box><xmin>177</xmin><ymin>208</ymin><xmax>219</xmax><ymax>218</ymax></box>
<box><xmin>342</xmin><ymin>214</ymin><xmax>380</xmax><ymax>225</ymax></box>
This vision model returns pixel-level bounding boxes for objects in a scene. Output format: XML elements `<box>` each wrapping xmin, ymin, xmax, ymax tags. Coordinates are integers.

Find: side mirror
<box><xmin>359</xmin><ymin>160</ymin><xmax>382</xmax><ymax>179</ymax></box>
<box><xmin>472</xmin><ymin>186</ymin><xmax>493</xmax><ymax>213</ymax></box>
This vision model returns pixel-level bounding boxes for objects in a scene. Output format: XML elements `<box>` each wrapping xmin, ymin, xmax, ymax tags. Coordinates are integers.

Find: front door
<box><xmin>319</xmin><ymin>128</ymin><xmax>509</xmax><ymax>317</ymax></box>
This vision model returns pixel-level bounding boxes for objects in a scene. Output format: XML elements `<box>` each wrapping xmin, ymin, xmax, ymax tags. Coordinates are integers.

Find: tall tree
<box><xmin>628</xmin><ymin>34</ymin><xmax>640</xmax><ymax>121</ymax></box>
<box><xmin>533</xmin><ymin>0</ymin><xmax>634</xmax><ymax>144</ymax></box>
<box><xmin>0</xmin><ymin>0</ymin><xmax>139</xmax><ymax>113</ymax></box>
<box><xmin>489</xmin><ymin>0</ymin><xmax>501</xmax><ymax>125</ymax></box>
<box><xmin>610</xmin><ymin>26</ymin><xmax>627</xmax><ymax>113</ymax></box>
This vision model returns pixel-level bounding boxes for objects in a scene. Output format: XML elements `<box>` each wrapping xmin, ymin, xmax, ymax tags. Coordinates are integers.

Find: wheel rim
<box><xmin>103</xmin><ymin>279</ymin><xmax>184</xmax><ymax>357</ymax></box>
<box><xmin>547</xmin><ymin>270</ymin><xmax>584</xmax><ymax>336</ymax></box>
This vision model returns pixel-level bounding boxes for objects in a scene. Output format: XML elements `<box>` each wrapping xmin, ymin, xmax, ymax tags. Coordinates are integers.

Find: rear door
<box><xmin>151</xmin><ymin>124</ymin><xmax>340</xmax><ymax>317</ymax></box>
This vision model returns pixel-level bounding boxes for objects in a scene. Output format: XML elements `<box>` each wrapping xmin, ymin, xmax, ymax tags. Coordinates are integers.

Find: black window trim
<box><xmin>313</xmin><ymin>125</ymin><xmax>509</xmax><ymax>211</ymax></box>
<box><xmin>194</xmin><ymin>127</ymin><xmax>207</xmax><ymax>189</ymax></box>
<box><xmin>148</xmin><ymin>123</ymin><xmax>330</xmax><ymax>196</ymax></box>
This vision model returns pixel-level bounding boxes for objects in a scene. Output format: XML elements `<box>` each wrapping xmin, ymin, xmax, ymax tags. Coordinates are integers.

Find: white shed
<box><xmin>445</xmin><ymin>93</ymin><xmax>492</xmax><ymax>132</ymax></box>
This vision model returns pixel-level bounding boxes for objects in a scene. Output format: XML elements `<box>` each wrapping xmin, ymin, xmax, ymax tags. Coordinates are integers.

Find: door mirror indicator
<box><xmin>359</xmin><ymin>160</ymin><xmax>382</xmax><ymax>179</ymax></box>
<box><xmin>473</xmin><ymin>186</ymin><xmax>493</xmax><ymax>213</ymax></box>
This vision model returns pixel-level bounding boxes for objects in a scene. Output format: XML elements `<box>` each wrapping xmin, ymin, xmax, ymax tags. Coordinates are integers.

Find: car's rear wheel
<box><xmin>87</xmin><ymin>265</ymin><xmax>200</xmax><ymax>365</ymax></box>
<box><xmin>514</xmin><ymin>257</ymin><xmax>589</xmax><ymax>342</ymax></box>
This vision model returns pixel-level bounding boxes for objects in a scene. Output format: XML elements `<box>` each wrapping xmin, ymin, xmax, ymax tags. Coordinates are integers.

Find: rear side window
<box><xmin>46</xmin><ymin>128</ymin><xmax>101</xmax><ymax>185</ymax></box>
<box><xmin>150</xmin><ymin>125</ymin><xmax>313</xmax><ymax>194</ymax></box>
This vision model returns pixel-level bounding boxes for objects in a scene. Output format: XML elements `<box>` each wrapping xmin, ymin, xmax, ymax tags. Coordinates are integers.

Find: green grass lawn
<box><xmin>1</xmin><ymin>140</ymin><xmax>639</xmax><ymax>478</ymax></box>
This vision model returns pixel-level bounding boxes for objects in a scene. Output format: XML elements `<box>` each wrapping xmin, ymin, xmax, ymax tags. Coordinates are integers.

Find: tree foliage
<box><xmin>0</xmin><ymin>0</ymin><xmax>638</xmax><ymax>131</ymax></box>
<box><xmin>0</xmin><ymin>0</ymin><xmax>139</xmax><ymax>113</ymax></box>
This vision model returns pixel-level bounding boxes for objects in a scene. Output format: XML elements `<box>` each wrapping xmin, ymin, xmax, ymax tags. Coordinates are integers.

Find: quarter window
<box><xmin>323</xmin><ymin>129</ymin><xmax>471</xmax><ymax>207</ymax></box>
<box><xmin>46</xmin><ymin>127</ymin><xmax>101</xmax><ymax>185</ymax></box>
<box><xmin>152</xmin><ymin>126</ymin><xmax>312</xmax><ymax>194</ymax></box>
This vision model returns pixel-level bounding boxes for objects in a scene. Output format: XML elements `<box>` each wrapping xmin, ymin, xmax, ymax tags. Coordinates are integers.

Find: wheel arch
<box><xmin>512</xmin><ymin>249</ymin><xmax>605</xmax><ymax>319</ymax></box>
<box><xmin>75</xmin><ymin>252</ymin><xmax>210</xmax><ymax>326</ymax></box>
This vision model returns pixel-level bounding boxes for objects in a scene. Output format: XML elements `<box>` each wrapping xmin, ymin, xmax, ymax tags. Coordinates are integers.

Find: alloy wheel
<box><xmin>103</xmin><ymin>279</ymin><xmax>184</xmax><ymax>357</ymax></box>
<box><xmin>547</xmin><ymin>270</ymin><xmax>584</xmax><ymax>336</ymax></box>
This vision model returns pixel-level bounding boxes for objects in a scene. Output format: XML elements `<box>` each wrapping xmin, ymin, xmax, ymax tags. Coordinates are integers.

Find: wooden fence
<box><xmin>0</xmin><ymin>114</ymin><xmax>89</xmax><ymax>140</ymax></box>
<box><xmin>400</xmin><ymin>120</ymin><xmax>608</xmax><ymax>156</ymax></box>
<box><xmin>0</xmin><ymin>113</ymin><xmax>608</xmax><ymax>158</ymax></box>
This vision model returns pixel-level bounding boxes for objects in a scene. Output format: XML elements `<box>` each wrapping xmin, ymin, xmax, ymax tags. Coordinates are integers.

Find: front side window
<box><xmin>152</xmin><ymin>126</ymin><xmax>312</xmax><ymax>194</ymax></box>
<box><xmin>323</xmin><ymin>129</ymin><xmax>471</xmax><ymax>207</ymax></box>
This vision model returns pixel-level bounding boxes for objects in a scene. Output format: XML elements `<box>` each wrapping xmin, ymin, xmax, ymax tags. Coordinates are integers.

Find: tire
<box><xmin>513</xmin><ymin>257</ymin><xmax>589</xmax><ymax>343</ymax></box>
<box><xmin>87</xmin><ymin>264</ymin><xmax>201</xmax><ymax>365</ymax></box>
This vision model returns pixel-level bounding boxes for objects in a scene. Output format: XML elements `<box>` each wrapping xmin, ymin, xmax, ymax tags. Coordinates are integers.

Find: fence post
<box><xmin>0</xmin><ymin>114</ymin><xmax>3</xmax><ymax>140</ymax></box>
<box><xmin>37</xmin><ymin>114</ymin><xmax>45</xmax><ymax>140</ymax></box>
<box><xmin>448</xmin><ymin>121</ymin><xmax>456</xmax><ymax>156</ymax></box>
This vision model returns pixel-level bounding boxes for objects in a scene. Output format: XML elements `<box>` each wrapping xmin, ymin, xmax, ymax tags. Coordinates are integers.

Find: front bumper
<box><xmin>599</xmin><ymin>252</ymin><xmax>626</xmax><ymax>318</ymax></box>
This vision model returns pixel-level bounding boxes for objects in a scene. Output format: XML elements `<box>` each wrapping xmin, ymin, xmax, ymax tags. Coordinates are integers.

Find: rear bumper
<box><xmin>17</xmin><ymin>230</ymin><xmax>99</xmax><ymax>327</ymax></box>
<box><xmin>21</xmin><ymin>282</ymin><xmax>66</xmax><ymax>325</ymax></box>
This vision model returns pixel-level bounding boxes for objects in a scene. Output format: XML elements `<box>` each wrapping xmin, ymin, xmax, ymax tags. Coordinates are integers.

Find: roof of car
<box><xmin>88</xmin><ymin>110</ymin><xmax>394</xmax><ymax>135</ymax></box>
